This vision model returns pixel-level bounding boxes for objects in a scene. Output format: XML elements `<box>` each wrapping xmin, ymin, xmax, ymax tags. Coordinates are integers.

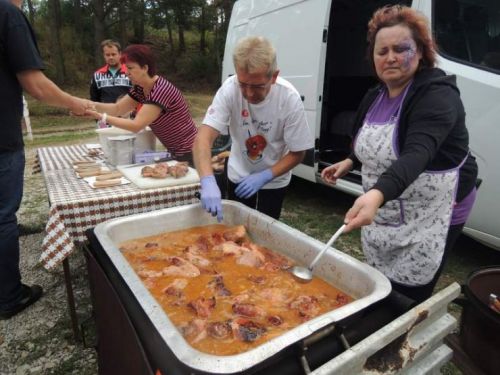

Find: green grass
<box><xmin>25</xmin><ymin>130</ymin><xmax>97</xmax><ymax>148</ymax></box>
<box><xmin>26</xmin><ymin>115</ymin><xmax>90</xmax><ymax>129</ymax></box>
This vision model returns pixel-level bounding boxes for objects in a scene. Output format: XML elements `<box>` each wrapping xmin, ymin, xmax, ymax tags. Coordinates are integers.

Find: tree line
<box><xmin>23</xmin><ymin>0</ymin><xmax>236</xmax><ymax>89</ymax></box>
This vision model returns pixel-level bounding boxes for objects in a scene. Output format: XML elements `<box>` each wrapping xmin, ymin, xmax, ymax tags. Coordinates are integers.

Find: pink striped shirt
<box><xmin>129</xmin><ymin>77</ymin><xmax>197</xmax><ymax>156</ymax></box>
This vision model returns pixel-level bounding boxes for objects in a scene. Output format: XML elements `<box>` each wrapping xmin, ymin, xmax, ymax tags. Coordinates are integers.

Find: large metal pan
<box><xmin>93</xmin><ymin>201</ymin><xmax>391</xmax><ymax>374</ymax></box>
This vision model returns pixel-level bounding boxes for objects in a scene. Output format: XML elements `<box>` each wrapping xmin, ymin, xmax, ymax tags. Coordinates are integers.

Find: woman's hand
<box><xmin>343</xmin><ymin>189</ymin><xmax>384</xmax><ymax>233</ymax></box>
<box><xmin>321</xmin><ymin>159</ymin><xmax>353</xmax><ymax>185</ymax></box>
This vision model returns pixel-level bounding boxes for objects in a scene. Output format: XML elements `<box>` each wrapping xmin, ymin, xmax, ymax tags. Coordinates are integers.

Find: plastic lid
<box><xmin>108</xmin><ymin>135</ymin><xmax>136</xmax><ymax>141</ymax></box>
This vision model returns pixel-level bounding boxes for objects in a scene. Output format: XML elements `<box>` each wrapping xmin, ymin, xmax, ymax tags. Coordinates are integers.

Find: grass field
<box><xmin>19</xmin><ymin>90</ymin><xmax>500</xmax><ymax>374</ymax></box>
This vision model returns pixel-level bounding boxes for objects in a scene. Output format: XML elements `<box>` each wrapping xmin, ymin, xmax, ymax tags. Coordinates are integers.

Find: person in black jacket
<box><xmin>321</xmin><ymin>5</ymin><xmax>478</xmax><ymax>303</ymax></box>
<box><xmin>0</xmin><ymin>0</ymin><xmax>89</xmax><ymax>320</ymax></box>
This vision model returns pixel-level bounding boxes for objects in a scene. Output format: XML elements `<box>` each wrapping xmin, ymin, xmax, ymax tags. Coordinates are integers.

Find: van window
<box><xmin>434</xmin><ymin>0</ymin><xmax>500</xmax><ymax>73</ymax></box>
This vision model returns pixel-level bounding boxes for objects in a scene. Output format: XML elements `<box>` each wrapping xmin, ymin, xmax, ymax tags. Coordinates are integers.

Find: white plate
<box><xmin>83</xmin><ymin>176</ymin><xmax>131</xmax><ymax>189</ymax></box>
<box><xmin>86</xmin><ymin>143</ymin><xmax>102</xmax><ymax>149</ymax></box>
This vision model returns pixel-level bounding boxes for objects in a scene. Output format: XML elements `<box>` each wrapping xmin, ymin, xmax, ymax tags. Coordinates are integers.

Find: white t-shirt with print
<box><xmin>203</xmin><ymin>75</ymin><xmax>313</xmax><ymax>189</ymax></box>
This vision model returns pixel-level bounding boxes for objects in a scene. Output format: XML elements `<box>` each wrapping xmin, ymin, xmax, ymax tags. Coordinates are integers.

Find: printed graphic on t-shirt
<box><xmin>245</xmin><ymin>130</ymin><xmax>267</xmax><ymax>163</ymax></box>
<box><xmin>94</xmin><ymin>74</ymin><xmax>130</xmax><ymax>89</ymax></box>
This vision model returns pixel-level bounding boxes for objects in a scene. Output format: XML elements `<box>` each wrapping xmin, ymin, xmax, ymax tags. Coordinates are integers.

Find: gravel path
<box><xmin>0</xmin><ymin>148</ymin><xmax>98</xmax><ymax>375</ymax></box>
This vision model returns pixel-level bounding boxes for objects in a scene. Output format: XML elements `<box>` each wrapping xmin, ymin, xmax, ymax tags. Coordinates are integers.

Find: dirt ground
<box><xmin>0</xmin><ymin>148</ymin><xmax>97</xmax><ymax>375</ymax></box>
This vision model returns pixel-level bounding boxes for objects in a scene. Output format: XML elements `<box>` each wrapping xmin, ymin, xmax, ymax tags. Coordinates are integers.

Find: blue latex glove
<box><xmin>200</xmin><ymin>175</ymin><xmax>223</xmax><ymax>222</ymax></box>
<box><xmin>235</xmin><ymin>169</ymin><xmax>274</xmax><ymax>199</ymax></box>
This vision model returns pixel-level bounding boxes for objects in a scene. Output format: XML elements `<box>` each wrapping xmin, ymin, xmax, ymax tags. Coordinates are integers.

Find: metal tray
<box><xmin>93</xmin><ymin>201</ymin><xmax>391</xmax><ymax>374</ymax></box>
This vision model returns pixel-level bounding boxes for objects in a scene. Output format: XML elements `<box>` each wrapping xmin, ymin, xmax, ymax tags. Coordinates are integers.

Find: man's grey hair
<box><xmin>233</xmin><ymin>36</ymin><xmax>278</xmax><ymax>77</ymax></box>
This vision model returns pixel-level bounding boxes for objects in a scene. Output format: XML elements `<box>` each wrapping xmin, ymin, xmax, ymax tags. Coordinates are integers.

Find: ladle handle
<box><xmin>308</xmin><ymin>224</ymin><xmax>346</xmax><ymax>270</ymax></box>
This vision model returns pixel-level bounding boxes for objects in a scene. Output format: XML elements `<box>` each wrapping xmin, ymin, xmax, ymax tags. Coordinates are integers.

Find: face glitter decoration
<box><xmin>397</xmin><ymin>39</ymin><xmax>418</xmax><ymax>69</ymax></box>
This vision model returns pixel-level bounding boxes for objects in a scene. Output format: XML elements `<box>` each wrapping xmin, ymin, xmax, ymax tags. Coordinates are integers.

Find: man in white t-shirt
<box><xmin>193</xmin><ymin>36</ymin><xmax>313</xmax><ymax>221</ymax></box>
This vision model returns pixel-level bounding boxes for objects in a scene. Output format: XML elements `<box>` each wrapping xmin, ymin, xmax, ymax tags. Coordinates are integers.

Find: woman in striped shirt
<box><xmin>86</xmin><ymin>44</ymin><xmax>197</xmax><ymax>159</ymax></box>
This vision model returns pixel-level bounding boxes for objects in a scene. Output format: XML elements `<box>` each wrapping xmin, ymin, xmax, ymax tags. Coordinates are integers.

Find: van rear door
<box><xmin>222</xmin><ymin>0</ymin><xmax>333</xmax><ymax>181</ymax></box>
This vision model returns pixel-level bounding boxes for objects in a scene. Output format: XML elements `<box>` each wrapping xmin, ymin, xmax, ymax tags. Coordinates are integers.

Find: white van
<box><xmin>222</xmin><ymin>0</ymin><xmax>500</xmax><ymax>250</ymax></box>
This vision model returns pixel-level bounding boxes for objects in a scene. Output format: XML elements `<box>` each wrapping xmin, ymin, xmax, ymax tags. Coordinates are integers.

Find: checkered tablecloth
<box><xmin>37</xmin><ymin>145</ymin><xmax>199</xmax><ymax>270</ymax></box>
<box><xmin>36</xmin><ymin>144</ymin><xmax>100</xmax><ymax>172</ymax></box>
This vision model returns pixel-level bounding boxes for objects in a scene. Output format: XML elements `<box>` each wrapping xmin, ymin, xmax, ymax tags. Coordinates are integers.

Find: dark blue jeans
<box><xmin>0</xmin><ymin>149</ymin><xmax>25</xmax><ymax>309</ymax></box>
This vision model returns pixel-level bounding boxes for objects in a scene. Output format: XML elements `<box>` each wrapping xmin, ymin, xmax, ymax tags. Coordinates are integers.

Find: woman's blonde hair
<box><xmin>233</xmin><ymin>36</ymin><xmax>278</xmax><ymax>77</ymax></box>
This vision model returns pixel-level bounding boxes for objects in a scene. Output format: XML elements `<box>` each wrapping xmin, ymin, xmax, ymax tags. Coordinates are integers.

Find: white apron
<box><xmin>354</xmin><ymin>87</ymin><xmax>463</xmax><ymax>286</ymax></box>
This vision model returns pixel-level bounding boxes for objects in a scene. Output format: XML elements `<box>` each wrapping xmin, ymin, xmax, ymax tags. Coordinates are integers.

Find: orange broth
<box><xmin>119</xmin><ymin>224</ymin><xmax>353</xmax><ymax>355</ymax></box>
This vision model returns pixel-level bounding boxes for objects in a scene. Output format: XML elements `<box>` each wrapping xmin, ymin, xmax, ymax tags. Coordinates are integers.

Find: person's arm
<box><xmin>89</xmin><ymin>74</ymin><xmax>100</xmax><ymax>102</ymax></box>
<box><xmin>193</xmin><ymin>124</ymin><xmax>223</xmax><ymax>222</ymax></box>
<box><xmin>193</xmin><ymin>79</ymin><xmax>232</xmax><ymax>220</ymax></box>
<box><xmin>193</xmin><ymin>125</ymin><xmax>221</xmax><ymax>177</ymax></box>
<box><xmin>86</xmin><ymin>101</ymin><xmax>159</xmax><ymax>133</ymax></box>
<box><xmin>90</xmin><ymin>94</ymin><xmax>138</xmax><ymax>117</ymax></box>
<box><xmin>16</xmin><ymin>70</ymin><xmax>89</xmax><ymax>115</ymax></box>
<box><xmin>321</xmin><ymin>158</ymin><xmax>354</xmax><ymax>185</ymax></box>
<box><xmin>193</xmin><ymin>80</ymin><xmax>231</xmax><ymax>176</ymax></box>
<box><xmin>269</xmin><ymin>150</ymin><xmax>305</xmax><ymax>178</ymax></box>
<box><xmin>260</xmin><ymin>89</ymin><xmax>311</xmax><ymax>178</ymax></box>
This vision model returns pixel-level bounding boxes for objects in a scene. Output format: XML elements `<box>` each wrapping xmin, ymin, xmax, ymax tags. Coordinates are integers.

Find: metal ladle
<box><xmin>290</xmin><ymin>224</ymin><xmax>346</xmax><ymax>283</ymax></box>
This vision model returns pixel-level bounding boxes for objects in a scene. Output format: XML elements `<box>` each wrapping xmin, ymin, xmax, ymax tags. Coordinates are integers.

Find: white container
<box><xmin>107</xmin><ymin>135</ymin><xmax>136</xmax><ymax>166</ymax></box>
<box><xmin>96</xmin><ymin>126</ymin><xmax>156</xmax><ymax>161</ymax></box>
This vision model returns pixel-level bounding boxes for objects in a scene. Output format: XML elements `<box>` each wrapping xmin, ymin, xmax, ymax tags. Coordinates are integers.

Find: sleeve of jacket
<box><xmin>371</xmin><ymin>83</ymin><xmax>460</xmax><ymax>202</ymax></box>
<box><xmin>90</xmin><ymin>74</ymin><xmax>100</xmax><ymax>102</ymax></box>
